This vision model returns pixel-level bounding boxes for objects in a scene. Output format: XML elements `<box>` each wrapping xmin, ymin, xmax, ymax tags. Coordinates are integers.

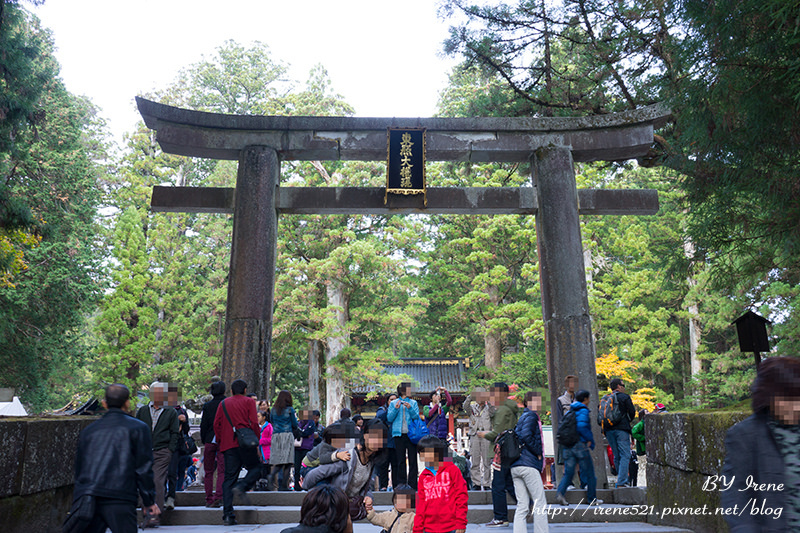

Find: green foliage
<box><xmin>94</xmin><ymin>41</ymin><xmax>364</xmax><ymax>405</ymax></box>
<box><xmin>0</xmin><ymin>6</ymin><xmax>104</xmax><ymax>409</ymax></box>
<box><xmin>0</xmin><ymin>3</ymin><xmax>56</xmax><ymax>283</ymax></box>
<box><xmin>580</xmin><ymin>166</ymin><xmax>685</xmax><ymax>397</ymax></box>
<box><xmin>440</xmin><ymin>0</ymin><xmax>800</xmax><ymax>409</ymax></box>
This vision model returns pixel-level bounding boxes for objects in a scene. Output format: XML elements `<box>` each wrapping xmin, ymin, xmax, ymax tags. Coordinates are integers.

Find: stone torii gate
<box><xmin>137</xmin><ymin>97</ymin><xmax>669</xmax><ymax>485</ymax></box>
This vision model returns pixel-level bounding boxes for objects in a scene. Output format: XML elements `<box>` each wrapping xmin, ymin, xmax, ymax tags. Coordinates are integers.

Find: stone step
<box><xmin>176</xmin><ymin>487</ymin><xmax>645</xmax><ymax>507</ymax></box>
<box><xmin>154</xmin><ymin>523</ymin><xmax>694</xmax><ymax>533</ymax></box>
<box><xmin>161</xmin><ymin>502</ymin><xmax>653</xmax><ymax>526</ymax></box>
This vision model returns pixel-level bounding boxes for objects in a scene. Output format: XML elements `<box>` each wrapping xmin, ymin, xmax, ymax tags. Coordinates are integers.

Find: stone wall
<box><xmin>0</xmin><ymin>416</ymin><xmax>97</xmax><ymax>533</ymax></box>
<box><xmin>646</xmin><ymin>411</ymin><xmax>749</xmax><ymax>533</ymax></box>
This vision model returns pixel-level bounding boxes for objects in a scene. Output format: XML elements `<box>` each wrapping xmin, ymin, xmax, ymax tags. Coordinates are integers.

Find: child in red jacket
<box><xmin>413</xmin><ymin>436</ymin><xmax>468</xmax><ymax>533</ymax></box>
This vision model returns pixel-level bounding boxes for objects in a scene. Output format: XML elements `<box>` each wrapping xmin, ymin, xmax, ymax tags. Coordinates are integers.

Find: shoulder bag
<box><xmin>221</xmin><ymin>400</ymin><xmax>259</xmax><ymax>449</ymax></box>
<box><xmin>407</xmin><ymin>414</ymin><xmax>429</xmax><ymax>444</ymax></box>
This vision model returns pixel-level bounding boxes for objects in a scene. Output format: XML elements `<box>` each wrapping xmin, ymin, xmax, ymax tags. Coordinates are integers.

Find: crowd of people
<box><xmin>65</xmin><ymin>358</ymin><xmax>800</xmax><ymax>533</ymax></box>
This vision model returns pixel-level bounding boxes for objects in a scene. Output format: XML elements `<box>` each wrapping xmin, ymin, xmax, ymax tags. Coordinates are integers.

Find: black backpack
<box><xmin>496</xmin><ymin>429</ymin><xmax>523</xmax><ymax>463</ymax></box>
<box><xmin>557</xmin><ymin>407</ymin><xmax>580</xmax><ymax>447</ymax></box>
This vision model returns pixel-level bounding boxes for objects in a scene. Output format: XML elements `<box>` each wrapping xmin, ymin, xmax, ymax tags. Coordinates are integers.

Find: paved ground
<box><xmin>152</xmin><ymin>522</ymin><xmax>693</xmax><ymax>533</ymax></box>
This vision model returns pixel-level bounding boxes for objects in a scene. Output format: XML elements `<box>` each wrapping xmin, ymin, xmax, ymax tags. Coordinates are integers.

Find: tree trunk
<box><xmin>541</xmin><ymin>0</ymin><xmax>554</xmax><ymax>117</ymax></box>
<box><xmin>483</xmin><ymin>285</ymin><xmax>503</xmax><ymax>369</ymax></box>
<box><xmin>688</xmin><ymin>300</ymin><xmax>702</xmax><ymax>402</ymax></box>
<box><xmin>325</xmin><ymin>280</ymin><xmax>350</xmax><ymax>424</ymax></box>
<box><xmin>484</xmin><ymin>329</ymin><xmax>503</xmax><ymax>369</ymax></box>
<box><xmin>308</xmin><ymin>339</ymin><xmax>323</xmax><ymax>412</ymax></box>
<box><xmin>584</xmin><ymin>245</ymin><xmax>593</xmax><ymax>290</ymax></box>
<box><xmin>684</xmin><ymin>237</ymin><xmax>702</xmax><ymax>404</ymax></box>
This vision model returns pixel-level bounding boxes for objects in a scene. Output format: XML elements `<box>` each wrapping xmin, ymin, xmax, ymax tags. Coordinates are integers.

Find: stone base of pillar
<box><xmin>221</xmin><ymin>318</ymin><xmax>271</xmax><ymax>400</ymax></box>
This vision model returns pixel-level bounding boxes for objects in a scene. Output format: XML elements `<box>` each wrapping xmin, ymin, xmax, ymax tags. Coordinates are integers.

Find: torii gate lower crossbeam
<box><xmin>136</xmin><ymin>97</ymin><xmax>670</xmax><ymax>488</ymax></box>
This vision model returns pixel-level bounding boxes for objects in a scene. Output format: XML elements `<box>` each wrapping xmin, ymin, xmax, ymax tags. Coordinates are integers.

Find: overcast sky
<box><xmin>33</xmin><ymin>0</ymin><xmax>461</xmax><ymax>143</ymax></box>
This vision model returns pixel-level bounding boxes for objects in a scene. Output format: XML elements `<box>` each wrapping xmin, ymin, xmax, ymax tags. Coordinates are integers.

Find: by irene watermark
<box><xmin>702</xmin><ymin>474</ymin><xmax>784</xmax><ymax>493</ymax></box>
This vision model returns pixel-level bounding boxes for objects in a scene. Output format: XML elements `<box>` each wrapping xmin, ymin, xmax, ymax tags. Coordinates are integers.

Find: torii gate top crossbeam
<box><xmin>136</xmin><ymin>97</ymin><xmax>670</xmax><ymax>163</ymax></box>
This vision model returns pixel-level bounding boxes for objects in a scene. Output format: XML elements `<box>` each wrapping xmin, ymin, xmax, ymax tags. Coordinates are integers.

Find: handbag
<box><xmin>62</xmin><ymin>494</ymin><xmax>94</xmax><ymax>533</ymax></box>
<box><xmin>348</xmin><ymin>495</ymin><xmax>367</xmax><ymax>521</ymax></box>
<box><xmin>407</xmin><ymin>414</ymin><xmax>429</xmax><ymax>444</ymax></box>
<box><xmin>221</xmin><ymin>400</ymin><xmax>259</xmax><ymax>449</ymax></box>
<box><xmin>180</xmin><ymin>433</ymin><xmax>198</xmax><ymax>456</ymax></box>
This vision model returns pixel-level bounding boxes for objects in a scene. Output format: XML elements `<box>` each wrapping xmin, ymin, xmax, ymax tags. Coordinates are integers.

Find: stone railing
<box><xmin>646</xmin><ymin>411</ymin><xmax>749</xmax><ymax>533</ymax></box>
<box><xmin>0</xmin><ymin>416</ymin><xmax>97</xmax><ymax>533</ymax></box>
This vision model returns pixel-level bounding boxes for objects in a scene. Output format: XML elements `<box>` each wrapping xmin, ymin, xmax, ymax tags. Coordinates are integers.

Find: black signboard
<box><xmin>385</xmin><ymin>128</ymin><xmax>426</xmax><ymax>205</ymax></box>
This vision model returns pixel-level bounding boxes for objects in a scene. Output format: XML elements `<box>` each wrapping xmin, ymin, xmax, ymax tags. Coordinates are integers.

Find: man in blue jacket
<box><xmin>510</xmin><ymin>391</ymin><xmax>549</xmax><ymax>533</ymax></box>
<box><xmin>555</xmin><ymin>389</ymin><xmax>602</xmax><ymax>506</ymax></box>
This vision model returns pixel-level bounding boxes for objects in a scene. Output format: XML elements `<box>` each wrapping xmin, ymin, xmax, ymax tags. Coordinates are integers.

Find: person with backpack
<box><xmin>510</xmin><ymin>391</ymin><xmax>549</xmax><ymax>533</ymax></box>
<box><xmin>555</xmin><ymin>375</ymin><xmax>582</xmax><ymax>489</ymax></box>
<box><xmin>477</xmin><ymin>382</ymin><xmax>519</xmax><ymax>527</ymax></box>
<box><xmin>387</xmin><ymin>382</ymin><xmax>421</xmax><ymax>489</ymax></box>
<box><xmin>555</xmin><ymin>389</ymin><xmax>601</xmax><ymax>506</ymax></box>
<box><xmin>598</xmin><ymin>378</ymin><xmax>636</xmax><ymax>488</ymax></box>
<box><xmin>423</xmin><ymin>386</ymin><xmax>453</xmax><ymax>440</ymax></box>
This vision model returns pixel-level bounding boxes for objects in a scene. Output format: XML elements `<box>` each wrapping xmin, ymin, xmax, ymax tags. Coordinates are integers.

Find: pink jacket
<box><xmin>259</xmin><ymin>422</ymin><xmax>273</xmax><ymax>463</ymax></box>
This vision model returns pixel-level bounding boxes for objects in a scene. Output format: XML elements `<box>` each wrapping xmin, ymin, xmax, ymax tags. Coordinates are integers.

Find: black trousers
<box><xmin>491</xmin><ymin>462</ymin><xmax>516</xmax><ymax>521</ymax></box>
<box><xmin>294</xmin><ymin>448</ymin><xmax>309</xmax><ymax>490</ymax></box>
<box><xmin>84</xmin><ymin>497</ymin><xmax>138</xmax><ymax>533</ymax></box>
<box><xmin>167</xmin><ymin>450</ymin><xmax>192</xmax><ymax>497</ymax></box>
<box><xmin>378</xmin><ymin>447</ymin><xmax>396</xmax><ymax>489</ymax></box>
<box><xmin>222</xmin><ymin>446</ymin><xmax>262</xmax><ymax>519</ymax></box>
<box><xmin>393</xmin><ymin>434</ymin><xmax>418</xmax><ymax>489</ymax></box>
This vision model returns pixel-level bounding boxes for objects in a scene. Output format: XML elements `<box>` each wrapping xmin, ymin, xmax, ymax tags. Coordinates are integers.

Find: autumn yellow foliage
<box><xmin>596</xmin><ymin>348</ymin><xmax>657</xmax><ymax>412</ymax></box>
<box><xmin>0</xmin><ymin>229</ymin><xmax>41</xmax><ymax>288</ymax></box>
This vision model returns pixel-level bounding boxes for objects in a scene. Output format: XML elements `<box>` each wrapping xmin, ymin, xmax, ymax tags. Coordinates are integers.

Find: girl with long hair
<box><xmin>269</xmin><ymin>390</ymin><xmax>299</xmax><ymax>490</ymax></box>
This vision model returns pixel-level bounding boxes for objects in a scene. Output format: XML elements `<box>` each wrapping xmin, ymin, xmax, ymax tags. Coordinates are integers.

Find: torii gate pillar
<box><xmin>220</xmin><ymin>146</ymin><xmax>279</xmax><ymax>400</ymax></box>
<box><xmin>534</xmin><ymin>146</ymin><xmax>606</xmax><ymax>485</ymax></box>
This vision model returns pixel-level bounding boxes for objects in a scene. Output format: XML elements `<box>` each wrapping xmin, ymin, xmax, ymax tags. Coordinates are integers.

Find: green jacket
<box><xmin>136</xmin><ymin>404</ymin><xmax>180</xmax><ymax>452</ymax></box>
<box><xmin>484</xmin><ymin>399</ymin><xmax>519</xmax><ymax>442</ymax></box>
<box><xmin>631</xmin><ymin>419</ymin><xmax>646</xmax><ymax>455</ymax></box>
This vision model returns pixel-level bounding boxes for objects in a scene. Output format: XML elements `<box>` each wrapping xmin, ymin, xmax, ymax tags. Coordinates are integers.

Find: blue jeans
<box><xmin>605</xmin><ymin>429</ymin><xmax>632</xmax><ymax>486</ymax></box>
<box><xmin>557</xmin><ymin>442</ymin><xmax>596</xmax><ymax>502</ymax></box>
<box><xmin>491</xmin><ymin>462</ymin><xmax>516</xmax><ymax>521</ymax></box>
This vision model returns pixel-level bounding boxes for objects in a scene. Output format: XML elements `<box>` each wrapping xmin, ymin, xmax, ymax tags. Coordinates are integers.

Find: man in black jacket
<box><xmin>165</xmin><ymin>384</ymin><xmax>191</xmax><ymax>509</ymax></box>
<box><xmin>603</xmin><ymin>378</ymin><xmax>636</xmax><ymax>487</ymax></box>
<box><xmin>200</xmin><ymin>381</ymin><xmax>226</xmax><ymax>507</ymax></box>
<box><xmin>71</xmin><ymin>384</ymin><xmax>159</xmax><ymax>532</ymax></box>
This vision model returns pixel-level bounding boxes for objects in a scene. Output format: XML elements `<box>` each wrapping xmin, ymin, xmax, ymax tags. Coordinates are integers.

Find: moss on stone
<box><xmin>646</xmin><ymin>411</ymin><xmax>752</xmax><ymax>533</ymax></box>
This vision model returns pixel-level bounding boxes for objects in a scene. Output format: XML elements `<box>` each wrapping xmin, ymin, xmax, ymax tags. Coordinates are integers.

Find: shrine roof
<box><xmin>351</xmin><ymin>358</ymin><xmax>469</xmax><ymax>395</ymax></box>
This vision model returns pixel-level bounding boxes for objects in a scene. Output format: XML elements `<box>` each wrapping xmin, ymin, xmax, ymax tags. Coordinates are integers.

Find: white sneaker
<box><xmin>164</xmin><ymin>496</ymin><xmax>175</xmax><ymax>510</ymax></box>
